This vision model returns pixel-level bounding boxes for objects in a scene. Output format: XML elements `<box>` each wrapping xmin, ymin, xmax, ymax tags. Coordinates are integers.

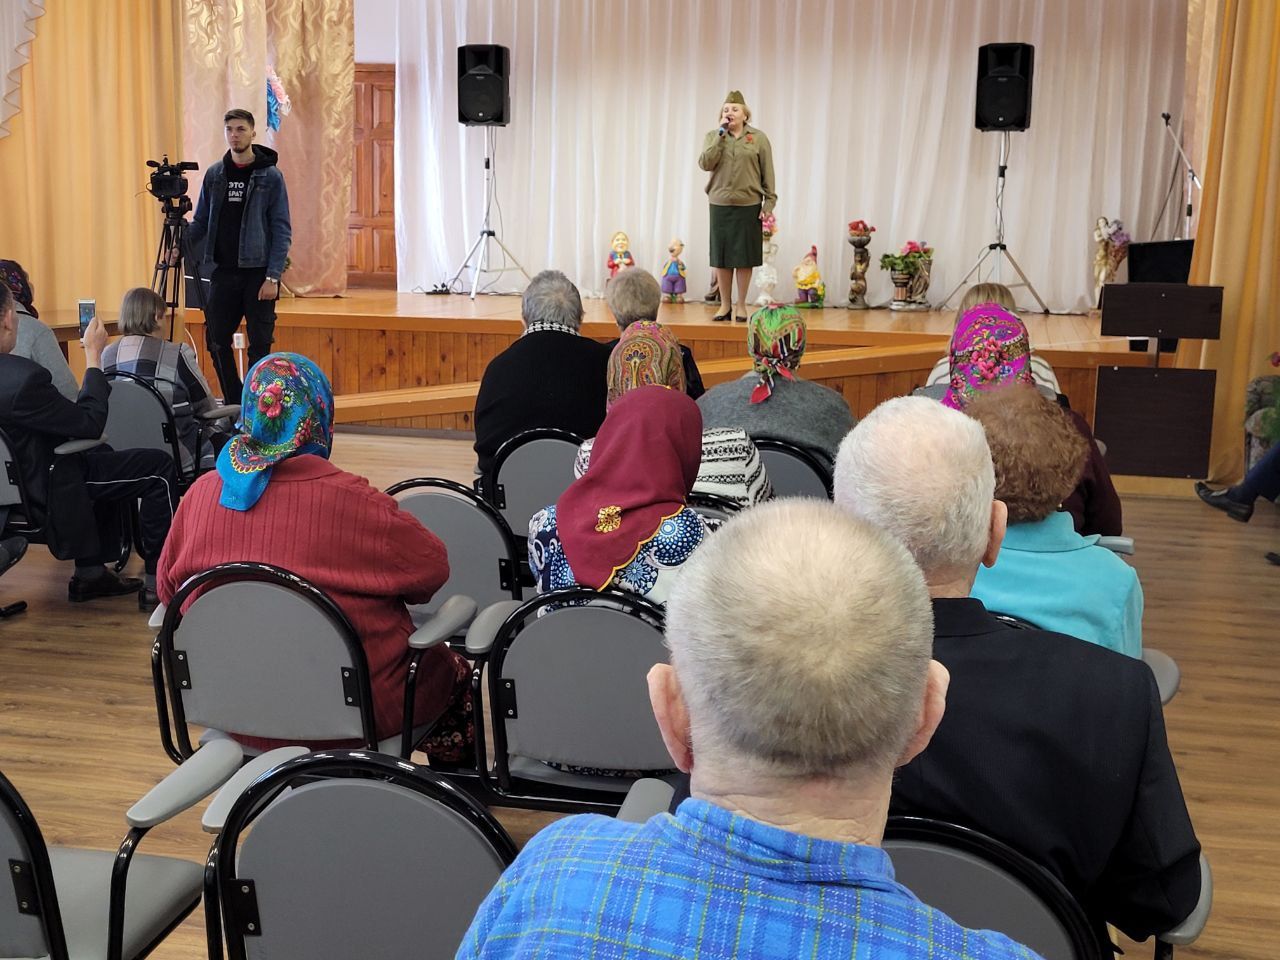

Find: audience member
<box><xmin>0</xmin><ymin>284</ymin><xmax>177</xmax><ymax>606</ymax></box>
<box><xmin>939</xmin><ymin>302</ymin><xmax>1122</xmax><ymax>536</ymax></box>
<box><xmin>834</xmin><ymin>396</ymin><xmax>1201</xmax><ymax>940</ymax></box>
<box><xmin>923</xmin><ymin>281</ymin><xmax>1060</xmax><ymax>393</ymax></box>
<box><xmin>964</xmin><ymin>387</ymin><xmax>1142</xmax><ymax>656</ymax></box>
<box><xmin>1</xmin><ymin>258</ymin><xmax>78</xmax><ymax>400</ymax></box>
<box><xmin>602</xmin><ymin>266</ymin><xmax>705</xmax><ymax>398</ymax></box>
<box><xmin>473</xmin><ymin>270</ymin><xmax>612</xmax><ymax>476</ymax></box>
<box><xmin>698</xmin><ymin>304</ymin><xmax>855</xmax><ymax>468</ymax></box>
<box><xmin>530</xmin><ymin>385</ymin><xmax>709</xmax><ymax>606</ymax></box>
<box><xmin>102</xmin><ymin>287</ymin><xmax>236</xmax><ymax>475</ymax></box>
<box><xmin>461</xmin><ymin>499</ymin><xmax>1040</xmax><ymax>960</ymax></box>
<box><xmin>157</xmin><ymin>353</ymin><xmax>472</xmax><ymax>761</ymax></box>
<box><xmin>576</xmin><ymin>320</ymin><xmax>772</xmax><ymax>508</ymax></box>
<box><xmin>1196</xmin><ymin>442</ymin><xmax>1279</xmax><ymax>522</ymax></box>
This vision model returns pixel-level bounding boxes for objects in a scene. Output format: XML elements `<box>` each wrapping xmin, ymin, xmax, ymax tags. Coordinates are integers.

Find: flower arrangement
<box><xmin>266</xmin><ymin>66</ymin><xmax>292</xmax><ymax>132</ymax></box>
<box><xmin>848</xmin><ymin>220</ymin><xmax>875</xmax><ymax>237</ymax></box>
<box><xmin>1261</xmin><ymin>351</ymin><xmax>1280</xmax><ymax>445</ymax></box>
<box><xmin>879</xmin><ymin>240</ymin><xmax>933</xmax><ymax>275</ymax></box>
<box><xmin>761</xmin><ymin>212</ymin><xmax>777</xmax><ymax>238</ymax></box>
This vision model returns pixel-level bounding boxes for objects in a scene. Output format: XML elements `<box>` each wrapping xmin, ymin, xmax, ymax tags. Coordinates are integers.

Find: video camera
<box><xmin>146</xmin><ymin>155</ymin><xmax>199</xmax><ymax>218</ymax></box>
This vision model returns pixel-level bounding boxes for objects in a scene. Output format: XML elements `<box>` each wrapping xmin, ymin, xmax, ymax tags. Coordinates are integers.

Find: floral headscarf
<box><xmin>216</xmin><ymin>353</ymin><xmax>334</xmax><ymax>511</ymax></box>
<box><xmin>942</xmin><ymin>304</ymin><xmax>1035</xmax><ymax>410</ymax></box>
<box><xmin>747</xmin><ymin>304</ymin><xmax>807</xmax><ymax>404</ymax></box>
<box><xmin>607</xmin><ymin>321</ymin><xmax>686</xmax><ymax>406</ymax></box>
<box><xmin>0</xmin><ymin>260</ymin><xmax>37</xmax><ymax>318</ymax></box>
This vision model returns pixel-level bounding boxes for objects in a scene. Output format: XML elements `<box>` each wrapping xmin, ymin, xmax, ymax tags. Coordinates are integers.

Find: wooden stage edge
<box><xmin>175</xmin><ymin>289</ymin><xmax>1161</xmax><ymax>435</ymax></box>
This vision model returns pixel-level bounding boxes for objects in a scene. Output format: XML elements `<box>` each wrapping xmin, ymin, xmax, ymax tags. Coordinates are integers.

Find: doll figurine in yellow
<box><xmin>792</xmin><ymin>244</ymin><xmax>825</xmax><ymax>306</ymax></box>
<box><xmin>660</xmin><ymin>238</ymin><xmax>688</xmax><ymax>302</ymax></box>
<box><xmin>606</xmin><ymin>231</ymin><xmax>635</xmax><ymax>281</ymax></box>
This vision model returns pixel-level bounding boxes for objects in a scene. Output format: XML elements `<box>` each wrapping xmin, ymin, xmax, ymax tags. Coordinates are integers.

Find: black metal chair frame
<box><xmin>151</xmin><ymin>562</ymin><xmax>379</xmax><ymax>765</ymax></box>
<box><xmin>385</xmin><ymin>477</ymin><xmax>524</xmax><ymax>755</ymax></box>
<box><xmin>753</xmin><ymin>437</ymin><xmax>834</xmax><ymax>497</ymax></box>
<box><xmin>204</xmin><ymin>749</ymin><xmax>517</xmax><ymax>960</ymax></box>
<box><xmin>478</xmin><ymin>427</ymin><xmax>585</xmax><ymax>510</ymax></box>
<box><xmin>884</xmin><ymin>816</ymin><xmax>1110</xmax><ymax>959</ymax></box>
<box><xmin>685</xmin><ymin>490</ymin><xmax>744</xmax><ymax>519</ymax></box>
<box><xmin>0</xmin><ymin>769</ymin><xmax>199</xmax><ymax>960</ymax></box>
<box><xmin>467</xmin><ymin>586</ymin><xmax>667</xmax><ymax>814</ymax></box>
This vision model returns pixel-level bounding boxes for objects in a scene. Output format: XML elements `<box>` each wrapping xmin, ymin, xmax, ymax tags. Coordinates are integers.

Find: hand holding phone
<box><xmin>77</xmin><ymin>299</ymin><xmax>96</xmax><ymax>339</ymax></box>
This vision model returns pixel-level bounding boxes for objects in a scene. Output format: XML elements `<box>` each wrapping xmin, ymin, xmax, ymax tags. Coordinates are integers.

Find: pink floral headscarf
<box><xmin>942</xmin><ymin>304</ymin><xmax>1034</xmax><ymax>410</ymax></box>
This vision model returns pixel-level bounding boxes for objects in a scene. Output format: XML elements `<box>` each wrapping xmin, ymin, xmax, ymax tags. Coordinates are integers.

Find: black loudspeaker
<box><xmin>458</xmin><ymin>44</ymin><xmax>510</xmax><ymax>126</ymax></box>
<box><xmin>975</xmin><ymin>43</ymin><xmax>1034</xmax><ymax>131</ymax></box>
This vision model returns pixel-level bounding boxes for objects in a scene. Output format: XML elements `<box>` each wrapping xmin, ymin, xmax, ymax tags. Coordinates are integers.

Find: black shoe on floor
<box><xmin>138</xmin><ymin>585</ymin><xmax>160</xmax><ymax>611</ymax></box>
<box><xmin>0</xmin><ymin>536</ymin><xmax>27</xmax><ymax>576</ymax></box>
<box><xmin>1195</xmin><ymin>481</ymin><xmax>1253</xmax><ymax>522</ymax></box>
<box><xmin>1266</xmin><ymin>552</ymin><xmax>1280</xmax><ymax>567</ymax></box>
<box><xmin>68</xmin><ymin>569</ymin><xmax>145</xmax><ymax>603</ymax></box>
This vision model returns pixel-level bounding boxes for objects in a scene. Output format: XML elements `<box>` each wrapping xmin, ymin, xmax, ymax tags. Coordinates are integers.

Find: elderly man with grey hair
<box><xmin>834</xmin><ymin>396</ymin><xmax>1201</xmax><ymax>943</ymax></box>
<box><xmin>602</xmin><ymin>266</ymin><xmax>705</xmax><ymax>399</ymax></box>
<box><xmin>458</xmin><ymin>499</ymin><xmax>1041</xmax><ymax>960</ymax></box>
<box><xmin>472</xmin><ymin>269</ymin><xmax>612</xmax><ymax>475</ymax></box>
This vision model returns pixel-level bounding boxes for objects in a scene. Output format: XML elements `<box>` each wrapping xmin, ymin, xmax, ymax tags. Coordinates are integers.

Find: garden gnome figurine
<box><xmin>660</xmin><ymin>238</ymin><xmax>688</xmax><ymax>302</ymax></box>
<box><xmin>606</xmin><ymin>231</ymin><xmax>635</xmax><ymax>281</ymax></box>
<box><xmin>792</xmin><ymin>244</ymin><xmax>825</xmax><ymax>306</ymax></box>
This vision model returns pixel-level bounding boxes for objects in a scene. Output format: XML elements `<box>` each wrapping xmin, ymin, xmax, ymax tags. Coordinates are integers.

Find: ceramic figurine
<box><xmin>755</xmin><ymin>213</ymin><xmax>779</xmax><ymax>305</ymax></box>
<box><xmin>660</xmin><ymin>238</ymin><xmax>688</xmax><ymax>302</ymax></box>
<box><xmin>792</xmin><ymin>244</ymin><xmax>825</xmax><ymax>307</ymax></box>
<box><xmin>606</xmin><ymin>230</ymin><xmax>635</xmax><ymax>281</ymax></box>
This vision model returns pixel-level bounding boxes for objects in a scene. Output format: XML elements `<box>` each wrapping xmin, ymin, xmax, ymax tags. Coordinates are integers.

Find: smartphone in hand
<box><xmin>77</xmin><ymin>299</ymin><xmax>96</xmax><ymax>338</ymax></box>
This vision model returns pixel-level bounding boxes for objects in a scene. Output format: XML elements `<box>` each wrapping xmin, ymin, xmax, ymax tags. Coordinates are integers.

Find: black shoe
<box><xmin>138</xmin><ymin>585</ymin><xmax>160</xmax><ymax>611</ymax></box>
<box><xmin>1266</xmin><ymin>552</ymin><xmax>1280</xmax><ymax>567</ymax></box>
<box><xmin>0</xmin><ymin>536</ymin><xmax>27</xmax><ymax>576</ymax></box>
<box><xmin>735</xmin><ymin>314</ymin><xmax>748</xmax><ymax>323</ymax></box>
<box><xmin>68</xmin><ymin>569</ymin><xmax>145</xmax><ymax>603</ymax></box>
<box><xmin>1194</xmin><ymin>481</ymin><xmax>1253</xmax><ymax>522</ymax></box>
<box><xmin>711</xmin><ymin>310</ymin><xmax>732</xmax><ymax>322</ymax></box>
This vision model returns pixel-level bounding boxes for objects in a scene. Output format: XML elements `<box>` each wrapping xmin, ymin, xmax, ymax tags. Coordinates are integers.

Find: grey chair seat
<box><xmin>1141</xmin><ymin>648</ymin><xmax>1181</xmax><ymax>705</ymax></box>
<box><xmin>506</xmin><ymin>756</ymin><xmax>667</xmax><ymax>794</ymax></box>
<box><xmin>200</xmin><ymin>725</ymin><xmax>435</xmax><ymax>758</ymax></box>
<box><xmin>46</xmin><ymin>847</ymin><xmax>202</xmax><ymax>960</ymax></box>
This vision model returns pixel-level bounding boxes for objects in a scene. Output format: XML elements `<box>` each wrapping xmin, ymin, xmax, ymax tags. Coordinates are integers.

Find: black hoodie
<box><xmin>213</xmin><ymin>145</ymin><xmax>279</xmax><ymax>269</ymax></box>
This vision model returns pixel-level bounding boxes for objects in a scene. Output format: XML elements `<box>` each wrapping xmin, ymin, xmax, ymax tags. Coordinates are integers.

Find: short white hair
<box><xmin>833</xmin><ymin>396</ymin><xmax>995</xmax><ymax>577</ymax></box>
<box><xmin>665</xmin><ymin>499</ymin><xmax>933</xmax><ymax>778</ymax></box>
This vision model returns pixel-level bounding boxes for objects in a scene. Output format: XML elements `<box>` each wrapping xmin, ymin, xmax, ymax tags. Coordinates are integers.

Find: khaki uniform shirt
<box><xmin>698</xmin><ymin>124</ymin><xmax>776</xmax><ymax>215</ymax></box>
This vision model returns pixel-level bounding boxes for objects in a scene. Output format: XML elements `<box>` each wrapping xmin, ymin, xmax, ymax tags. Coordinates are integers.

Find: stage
<box><xmin>170</xmin><ymin>289</ymin><xmax>1150</xmax><ymax>431</ymax></box>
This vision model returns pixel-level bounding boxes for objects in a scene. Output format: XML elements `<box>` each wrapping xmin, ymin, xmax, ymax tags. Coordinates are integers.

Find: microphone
<box><xmin>719</xmin><ymin>120</ymin><xmax>728</xmax><ymax>136</ymax></box>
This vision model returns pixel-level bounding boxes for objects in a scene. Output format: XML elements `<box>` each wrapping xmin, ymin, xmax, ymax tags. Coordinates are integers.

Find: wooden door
<box><xmin>348</xmin><ymin>64</ymin><xmax>397</xmax><ymax>287</ymax></box>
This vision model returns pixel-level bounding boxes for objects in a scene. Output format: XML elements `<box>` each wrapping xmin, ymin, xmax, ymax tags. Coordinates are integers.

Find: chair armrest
<box><xmin>198</xmin><ymin>404</ymin><xmax>240</xmax><ymax>421</ymax></box>
<box><xmin>408</xmin><ymin>595</ymin><xmax>478</xmax><ymax>650</ymax></box>
<box><xmin>1159</xmin><ymin>854</ymin><xmax>1212</xmax><ymax>946</ymax></box>
<box><xmin>201</xmin><ymin>745</ymin><xmax>310</xmax><ymax>834</ymax></box>
<box><xmin>1097</xmin><ymin>536</ymin><xmax>1135</xmax><ymax>556</ymax></box>
<box><xmin>147</xmin><ymin>602</ymin><xmax>167</xmax><ymax>629</ymax></box>
<box><xmin>125</xmin><ymin>738</ymin><xmax>243</xmax><ymax>828</ymax></box>
<box><xmin>54</xmin><ymin>434</ymin><xmax>107</xmax><ymax>456</ymax></box>
<box><xmin>464</xmin><ymin>599</ymin><xmax>525</xmax><ymax>656</ymax></box>
<box><xmin>1141</xmin><ymin>648</ymin><xmax>1181</xmax><ymax>706</ymax></box>
<box><xmin>616</xmin><ymin>779</ymin><xmax>676</xmax><ymax>823</ymax></box>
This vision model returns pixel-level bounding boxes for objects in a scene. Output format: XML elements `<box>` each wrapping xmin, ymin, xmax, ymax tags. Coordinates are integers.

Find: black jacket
<box><xmin>602</xmin><ymin>337</ymin><xmax>705</xmax><ymax>401</ymax></box>
<box><xmin>891</xmin><ymin>597</ymin><xmax>1201</xmax><ymax>940</ymax></box>
<box><xmin>0</xmin><ymin>356</ymin><xmax>109</xmax><ymax>558</ymax></box>
<box><xmin>473</xmin><ymin>331</ymin><xmax>612</xmax><ymax>474</ymax></box>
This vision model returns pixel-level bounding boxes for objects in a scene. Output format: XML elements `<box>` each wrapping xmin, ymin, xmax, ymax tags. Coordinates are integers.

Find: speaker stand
<box><xmin>447</xmin><ymin>127</ymin><xmax>530</xmax><ymax>300</ymax></box>
<box><xmin>939</xmin><ymin>131</ymin><xmax>1049</xmax><ymax>313</ymax></box>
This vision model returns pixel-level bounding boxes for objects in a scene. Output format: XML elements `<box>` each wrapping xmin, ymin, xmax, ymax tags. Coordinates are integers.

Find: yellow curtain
<box><xmin>1178</xmin><ymin>0</ymin><xmax>1280</xmax><ymax>482</ymax></box>
<box><xmin>181</xmin><ymin>0</ymin><xmax>353</xmax><ymax>296</ymax></box>
<box><xmin>0</xmin><ymin>0</ymin><xmax>182</xmax><ymax>321</ymax></box>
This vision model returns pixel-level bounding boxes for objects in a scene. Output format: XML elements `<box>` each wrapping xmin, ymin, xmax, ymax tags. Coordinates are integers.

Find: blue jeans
<box><xmin>1234</xmin><ymin>444</ymin><xmax>1280</xmax><ymax>503</ymax></box>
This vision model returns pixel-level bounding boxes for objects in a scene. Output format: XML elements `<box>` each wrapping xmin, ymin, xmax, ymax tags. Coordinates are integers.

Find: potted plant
<box><xmin>879</xmin><ymin>240</ymin><xmax>933</xmax><ymax>310</ymax></box>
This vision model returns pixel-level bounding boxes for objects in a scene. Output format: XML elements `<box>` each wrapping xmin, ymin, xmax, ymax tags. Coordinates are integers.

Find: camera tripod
<box><xmin>151</xmin><ymin>196</ymin><xmax>204</xmax><ymax>340</ymax></box>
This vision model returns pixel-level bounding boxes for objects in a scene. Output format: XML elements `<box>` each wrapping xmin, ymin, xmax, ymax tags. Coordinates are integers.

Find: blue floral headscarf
<box><xmin>216</xmin><ymin>353</ymin><xmax>334</xmax><ymax>511</ymax></box>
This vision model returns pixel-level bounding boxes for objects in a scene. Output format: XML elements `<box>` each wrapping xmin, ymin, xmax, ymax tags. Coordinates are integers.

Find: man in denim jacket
<box><xmin>188</xmin><ymin>108</ymin><xmax>291</xmax><ymax>402</ymax></box>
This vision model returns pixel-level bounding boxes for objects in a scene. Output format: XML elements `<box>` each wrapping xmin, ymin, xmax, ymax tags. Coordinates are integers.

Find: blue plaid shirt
<box><xmin>458</xmin><ymin>799</ymin><xmax>1043</xmax><ymax>959</ymax></box>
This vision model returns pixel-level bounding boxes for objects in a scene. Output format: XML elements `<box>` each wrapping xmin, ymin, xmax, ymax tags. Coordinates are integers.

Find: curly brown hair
<box><xmin>963</xmin><ymin>386</ymin><xmax>1088</xmax><ymax>523</ymax></box>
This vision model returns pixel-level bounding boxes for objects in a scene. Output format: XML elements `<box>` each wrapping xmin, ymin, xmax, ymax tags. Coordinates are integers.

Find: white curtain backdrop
<box><xmin>396</xmin><ymin>0</ymin><xmax>1186</xmax><ymax>312</ymax></box>
<box><xmin>0</xmin><ymin>0</ymin><xmax>43</xmax><ymax>138</ymax></box>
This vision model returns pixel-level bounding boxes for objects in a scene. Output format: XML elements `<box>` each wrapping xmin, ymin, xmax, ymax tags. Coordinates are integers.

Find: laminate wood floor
<box><xmin>0</xmin><ymin>431</ymin><xmax>1274</xmax><ymax>959</ymax></box>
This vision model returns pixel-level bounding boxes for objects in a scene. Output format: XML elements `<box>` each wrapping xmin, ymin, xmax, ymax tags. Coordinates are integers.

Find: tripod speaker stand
<box><xmin>939</xmin><ymin>130</ymin><xmax>1049</xmax><ymax>313</ymax></box>
<box><xmin>446</xmin><ymin>127</ymin><xmax>530</xmax><ymax>300</ymax></box>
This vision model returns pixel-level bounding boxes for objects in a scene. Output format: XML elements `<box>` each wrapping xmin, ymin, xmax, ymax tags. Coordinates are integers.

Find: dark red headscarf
<box><xmin>556</xmin><ymin>385</ymin><xmax>702</xmax><ymax>590</ymax></box>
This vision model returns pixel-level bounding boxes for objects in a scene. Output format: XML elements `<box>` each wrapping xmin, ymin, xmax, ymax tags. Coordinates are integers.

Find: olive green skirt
<box><xmin>709</xmin><ymin>203</ymin><xmax>763</xmax><ymax>268</ymax></box>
